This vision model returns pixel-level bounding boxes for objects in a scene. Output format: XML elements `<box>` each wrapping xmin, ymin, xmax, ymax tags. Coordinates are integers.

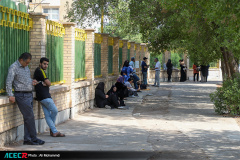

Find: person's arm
<box><xmin>6</xmin><ymin>66</ymin><xmax>15</xmax><ymax>103</ymax></box>
<box><xmin>40</xmin><ymin>69</ymin><xmax>51</xmax><ymax>86</ymax></box>
<box><xmin>95</xmin><ymin>90</ymin><xmax>106</xmax><ymax>99</ymax></box>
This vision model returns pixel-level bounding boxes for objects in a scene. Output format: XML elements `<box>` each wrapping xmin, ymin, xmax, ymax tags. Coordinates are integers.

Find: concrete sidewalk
<box><xmin>3</xmin><ymin>80</ymin><xmax>240</xmax><ymax>160</ymax></box>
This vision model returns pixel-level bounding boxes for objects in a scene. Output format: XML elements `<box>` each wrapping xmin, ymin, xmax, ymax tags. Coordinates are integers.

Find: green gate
<box><xmin>108</xmin><ymin>37</ymin><xmax>113</xmax><ymax>75</ymax></box>
<box><xmin>0</xmin><ymin>0</ymin><xmax>32</xmax><ymax>94</ymax></box>
<box><xmin>94</xmin><ymin>33</ymin><xmax>102</xmax><ymax>78</ymax></box>
<box><xmin>46</xmin><ymin>20</ymin><xmax>65</xmax><ymax>85</ymax></box>
<box><xmin>75</xmin><ymin>29</ymin><xmax>86</xmax><ymax>81</ymax></box>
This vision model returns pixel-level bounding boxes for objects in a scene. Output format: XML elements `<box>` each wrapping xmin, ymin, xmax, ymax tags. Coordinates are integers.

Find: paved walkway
<box><xmin>3</xmin><ymin>80</ymin><xmax>240</xmax><ymax>160</ymax></box>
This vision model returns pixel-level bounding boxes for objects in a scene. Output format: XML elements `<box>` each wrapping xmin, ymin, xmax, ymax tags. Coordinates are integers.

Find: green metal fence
<box><xmin>45</xmin><ymin>20</ymin><xmax>65</xmax><ymax>85</ymax></box>
<box><xmin>75</xmin><ymin>29</ymin><xmax>86</xmax><ymax>81</ymax></box>
<box><xmin>108</xmin><ymin>37</ymin><xmax>113</xmax><ymax>75</ymax></box>
<box><xmin>94</xmin><ymin>33</ymin><xmax>102</xmax><ymax>78</ymax></box>
<box><xmin>0</xmin><ymin>0</ymin><xmax>32</xmax><ymax>94</ymax></box>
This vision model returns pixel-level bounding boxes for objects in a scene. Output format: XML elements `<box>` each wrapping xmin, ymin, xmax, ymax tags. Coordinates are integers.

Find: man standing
<box><xmin>129</xmin><ymin>57</ymin><xmax>140</xmax><ymax>89</ymax></box>
<box><xmin>6</xmin><ymin>52</ymin><xmax>45</xmax><ymax>145</ymax></box>
<box><xmin>33</xmin><ymin>57</ymin><xmax>65</xmax><ymax>137</ymax></box>
<box><xmin>153</xmin><ymin>58</ymin><xmax>160</xmax><ymax>87</ymax></box>
<box><xmin>141</xmin><ymin>57</ymin><xmax>148</xmax><ymax>85</ymax></box>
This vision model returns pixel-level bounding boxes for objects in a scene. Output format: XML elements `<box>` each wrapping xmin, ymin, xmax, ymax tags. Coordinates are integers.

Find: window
<box><xmin>43</xmin><ymin>8</ymin><xmax>59</xmax><ymax>20</ymax></box>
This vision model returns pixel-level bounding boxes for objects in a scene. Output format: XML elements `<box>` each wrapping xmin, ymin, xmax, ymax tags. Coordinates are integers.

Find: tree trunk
<box><xmin>220</xmin><ymin>47</ymin><xmax>239</xmax><ymax>80</ymax></box>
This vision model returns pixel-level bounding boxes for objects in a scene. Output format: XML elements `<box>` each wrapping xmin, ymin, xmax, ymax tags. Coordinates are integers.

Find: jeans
<box><xmin>132</xmin><ymin>73</ymin><xmax>140</xmax><ymax>89</ymax></box>
<box><xmin>154</xmin><ymin>70</ymin><xmax>160</xmax><ymax>86</ymax></box>
<box><xmin>142</xmin><ymin>72</ymin><xmax>148</xmax><ymax>85</ymax></box>
<box><xmin>40</xmin><ymin>98</ymin><xmax>58</xmax><ymax>133</ymax></box>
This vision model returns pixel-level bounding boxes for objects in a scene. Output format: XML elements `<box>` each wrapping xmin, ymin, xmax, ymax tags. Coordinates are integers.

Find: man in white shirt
<box><xmin>153</xmin><ymin>58</ymin><xmax>161</xmax><ymax>87</ymax></box>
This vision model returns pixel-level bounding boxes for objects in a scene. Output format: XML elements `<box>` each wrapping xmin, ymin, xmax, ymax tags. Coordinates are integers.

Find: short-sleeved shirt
<box><xmin>33</xmin><ymin>67</ymin><xmax>51</xmax><ymax>101</ymax></box>
<box><xmin>141</xmin><ymin>61</ymin><xmax>148</xmax><ymax>72</ymax></box>
<box><xmin>155</xmin><ymin>61</ymin><xmax>161</xmax><ymax>71</ymax></box>
<box><xmin>129</xmin><ymin>61</ymin><xmax>136</xmax><ymax>73</ymax></box>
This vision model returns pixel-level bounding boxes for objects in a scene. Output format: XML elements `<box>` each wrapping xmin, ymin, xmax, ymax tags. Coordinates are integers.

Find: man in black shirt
<box><xmin>34</xmin><ymin>57</ymin><xmax>65</xmax><ymax>137</ymax></box>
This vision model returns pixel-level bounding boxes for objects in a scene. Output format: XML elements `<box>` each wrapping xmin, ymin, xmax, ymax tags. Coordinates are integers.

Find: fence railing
<box><xmin>45</xmin><ymin>20</ymin><xmax>65</xmax><ymax>85</ymax></box>
<box><xmin>75</xmin><ymin>28</ymin><xmax>87</xmax><ymax>81</ymax></box>
<box><xmin>0</xmin><ymin>1</ymin><xmax>32</xmax><ymax>94</ymax></box>
<box><xmin>108</xmin><ymin>37</ymin><xmax>113</xmax><ymax>75</ymax></box>
<box><xmin>94</xmin><ymin>33</ymin><xmax>102</xmax><ymax>78</ymax></box>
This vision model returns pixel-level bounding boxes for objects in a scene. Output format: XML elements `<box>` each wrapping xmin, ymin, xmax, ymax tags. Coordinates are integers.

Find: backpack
<box><xmin>140</xmin><ymin>84</ymin><xmax>147</xmax><ymax>89</ymax></box>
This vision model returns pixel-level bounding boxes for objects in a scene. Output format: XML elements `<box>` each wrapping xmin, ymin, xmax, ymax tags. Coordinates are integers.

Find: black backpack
<box><xmin>140</xmin><ymin>84</ymin><xmax>147</xmax><ymax>89</ymax></box>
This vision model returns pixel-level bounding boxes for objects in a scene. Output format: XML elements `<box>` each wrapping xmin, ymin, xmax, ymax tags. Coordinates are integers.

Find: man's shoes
<box><xmin>155</xmin><ymin>85</ymin><xmax>160</xmax><ymax>87</ymax></box>
<box><xmin>129</xmin><ymin>95</ymin><xmax>136</xmax><ymax>98</ymax></box>
<box><xmin>23</xmin><ymin>140</ymin><xmax>40</xmax><ymax>145</ymax></box>
<box><xmin>33</xmin><ymin>139</ymin><xmax>45</xmax><ymax>145</ymax></box>
<box><xmin>151</xmin><ymin>85</ymin><xmax>155</xmax><ymax>86</ymax></box>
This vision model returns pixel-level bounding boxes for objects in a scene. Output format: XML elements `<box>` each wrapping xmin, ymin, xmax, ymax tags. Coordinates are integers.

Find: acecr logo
<box><xmin>4</xmin><ymin>153</ymin><xmax>28</xmax><ymax>158</ymax></box>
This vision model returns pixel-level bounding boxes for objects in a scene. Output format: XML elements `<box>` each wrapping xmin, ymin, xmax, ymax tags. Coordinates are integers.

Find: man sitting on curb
<box><xmin>124</xmin><ymin>78</ymin><xmax>140</xmax><ymax>97</ymax></box>
<box><xmin>34</xmin><ymin>57</ymin><xmax>65</xmax><ymax>137</ymax></box>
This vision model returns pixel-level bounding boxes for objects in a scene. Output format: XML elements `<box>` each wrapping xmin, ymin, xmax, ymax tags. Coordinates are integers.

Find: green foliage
<box><xmin>65</xmin><ymin>0</ymin><xmax>119</xmax><ymax>28</ymax></box>
<box><xmin>210</xmin><ymin>74</ymin><xmax>240</xmax><ymax>115</ymax></box>
<box><xmin>129</xmin><ymin>0</ymin><xmax>240</xmax><ymax>65</ymax></box>
<box><xmin>171</xmin><ymin>52</ymin><xmax>183</xmax><ymax>69</ymax></box>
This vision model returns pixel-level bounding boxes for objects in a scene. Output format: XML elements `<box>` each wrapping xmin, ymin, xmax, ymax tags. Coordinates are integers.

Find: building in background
<box><xmin>28</xmin><ymin>0</ymin><xmax>73</xmax><ymax>22</ymax></box>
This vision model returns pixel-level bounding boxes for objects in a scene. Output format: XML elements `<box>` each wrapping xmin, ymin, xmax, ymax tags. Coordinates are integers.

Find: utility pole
<box><xmin>101</xmin><ymin>2</ymin><xmax>104</xmax><ymax>33</ymax></box>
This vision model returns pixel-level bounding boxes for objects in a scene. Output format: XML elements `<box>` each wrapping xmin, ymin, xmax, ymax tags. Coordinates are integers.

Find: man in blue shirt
<box><xmin>129</xmin><ymin>57</ymin><xmax>140</xmax><ymax>89</ymax></box>
<box><xmin>141</xmin><ymin>57</ymin><xmax>149</xmax><ymax>85</ymax></box>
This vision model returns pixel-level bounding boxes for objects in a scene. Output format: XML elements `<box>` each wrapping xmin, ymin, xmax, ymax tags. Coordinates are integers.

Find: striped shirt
<box><xmin>6</xmin><ymin>60</ymin><xmax>33</xmax><ymax>97</ymax></box>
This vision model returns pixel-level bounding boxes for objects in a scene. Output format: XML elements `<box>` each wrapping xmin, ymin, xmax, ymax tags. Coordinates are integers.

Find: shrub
<box><xmin>210</xmin><ymin>73</ymin><xmax>240</xmax><ymax>115</ymax></box>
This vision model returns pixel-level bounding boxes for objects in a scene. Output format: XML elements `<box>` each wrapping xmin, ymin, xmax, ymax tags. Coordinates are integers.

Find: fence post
<box><xmin>29</xmin><ymin>13</ymin><xmax>47</xmax><ymax>75</ymax></box>
<box><xmin>85</xmin><ymin>29</ymin><xmax>95</xmax><ymax>108</ymax></box>
<box><xmin>100</xmin><ymin>33</ymin><xmax>109</xmax><ymax>78</ymax></box>
<box><xmin>135</xmin><ymin>43</ymin><xmax>140</xmax><ymax>78</ymax></box>
<box><xmin>63</xmin><ymin>23</ymin><xmax>76</xmax><ymax>86</ymax></box>
<box><xmin>130</xmin><ymin>42</ymin><xmax>135</xmax><ymax>59</ymax></box>
<box><xmin>113</xmin><ymin>37</ymin><xmax>120</xmax><ymax>76</ymax></box>
<box><xmin>62</xmin><ymin>23</ymin><xmax>76</xmax><ymax>114</ymax></box>
<box><xmin>85</xmin><ymin>29</ymin><xmax>95</xmax><ymax>81</ymax></box>
<box><xmin>122</xmin><ymin>39</ymin><xmax>128</xmax><ymax>64</ymax></box>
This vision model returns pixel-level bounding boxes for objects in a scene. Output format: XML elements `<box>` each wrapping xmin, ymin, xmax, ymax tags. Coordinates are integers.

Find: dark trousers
<box><xmin>14</xmin><ymin>92</ymin><xmax>37</xmax><ymax>142</ymax></box>
<box><xmin>168</xmin><ymin>74</ymin><xmax>172</xmax><ymax>82</ymax></box>
<box><xmin>104</xmin><ymin>94</ymin><xmax>119</xmax><ymax>108</ymax></box>
<box><xmin>194</xmin><ymin>73</ymin><xmax>199</xmax><ymax>81</ymax></box>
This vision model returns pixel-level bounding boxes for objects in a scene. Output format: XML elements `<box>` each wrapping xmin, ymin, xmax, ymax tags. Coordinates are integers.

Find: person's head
<box><xmin>128</xmin><ymin>77</ymin><xmax>134</xmax><ymax>83</ymax></box>
<box><xmin>154</xmin><ymin>58</ymin><xmax>158</xmax><ymax>62</ymax></box>
<box><xmin>168</xmin><ymin>59</ymin><xmax>171</xmax><ymax>63</ymax></box>
<box><xmin>113</xmin><ymin>86</ymin><xmax>117</xmax><ymax>92</ymax></box>
<box><xmin>143</xmin><ymin>57</ymin><xmax>148</xmax><ymax>62</ymax></box>
<box><xmin>40</xmin><ymin>57</ymin><xmax>49</xmax><ymax>70</ymax></box>
<box><xmin>179</xmin><ymin>59</ymin><xmax>183</xmax><ymax>62</ymax></box>
<box><xmin>123</xmin><ymin>60</ymin><xmax>129</xmax><ymax>67</ymax></box>
<box><xmin>96</xmin><ymin>82</ymin><xmax>105</xmax><ymax>92</ymax></box>
<box><xmin>131</xmin><ymin>57</ymin><xmax>135</xmax><ymax>62</ymax></box>
<box><xmin>18</xmin><ymin>52</ymin><xmax>32</xmax><ymax>67</ymax></box>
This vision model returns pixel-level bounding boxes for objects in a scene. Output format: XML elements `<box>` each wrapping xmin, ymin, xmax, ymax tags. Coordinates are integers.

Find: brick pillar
<box><xmin>85</xmin><ymin>29</ymin><xmax>95</xmax><ymax>107</ymax></box>
<box><xmin>113</xmin><ymin>37</ymin><xmax>120</xmax><ymax>75</ymax></box>
<box><xmin>29</xmin><ymin>13</ymin><xmax>47</xmax><ymax>75</ymax></box>
<box><xmin>122</xmin><ymin>40</ymin><xmax>128</xmax><ymax>63</ymax></box>
<box><xmin>84</xmin><ymin>29</ymin><xmax>95</xmax><ymax>80</ymax></box>
<box><xmin>63</xmin><ymin>23</ymin><xmax>76</xmax><ymax>86</ymax></box>
<box><xmin>130</xmin><ymin>42</ymin><xmax>135</xmax><ymax>59</ymax></box>
<box><xmin>101</xmin><ymin>33</ymin><xmax>109</xmax><ymax>78</ymax></box>
<box><xmin>135</xmin><ymin>43</ymin><xmax>140</xmax><ymax>76</ymax></box>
